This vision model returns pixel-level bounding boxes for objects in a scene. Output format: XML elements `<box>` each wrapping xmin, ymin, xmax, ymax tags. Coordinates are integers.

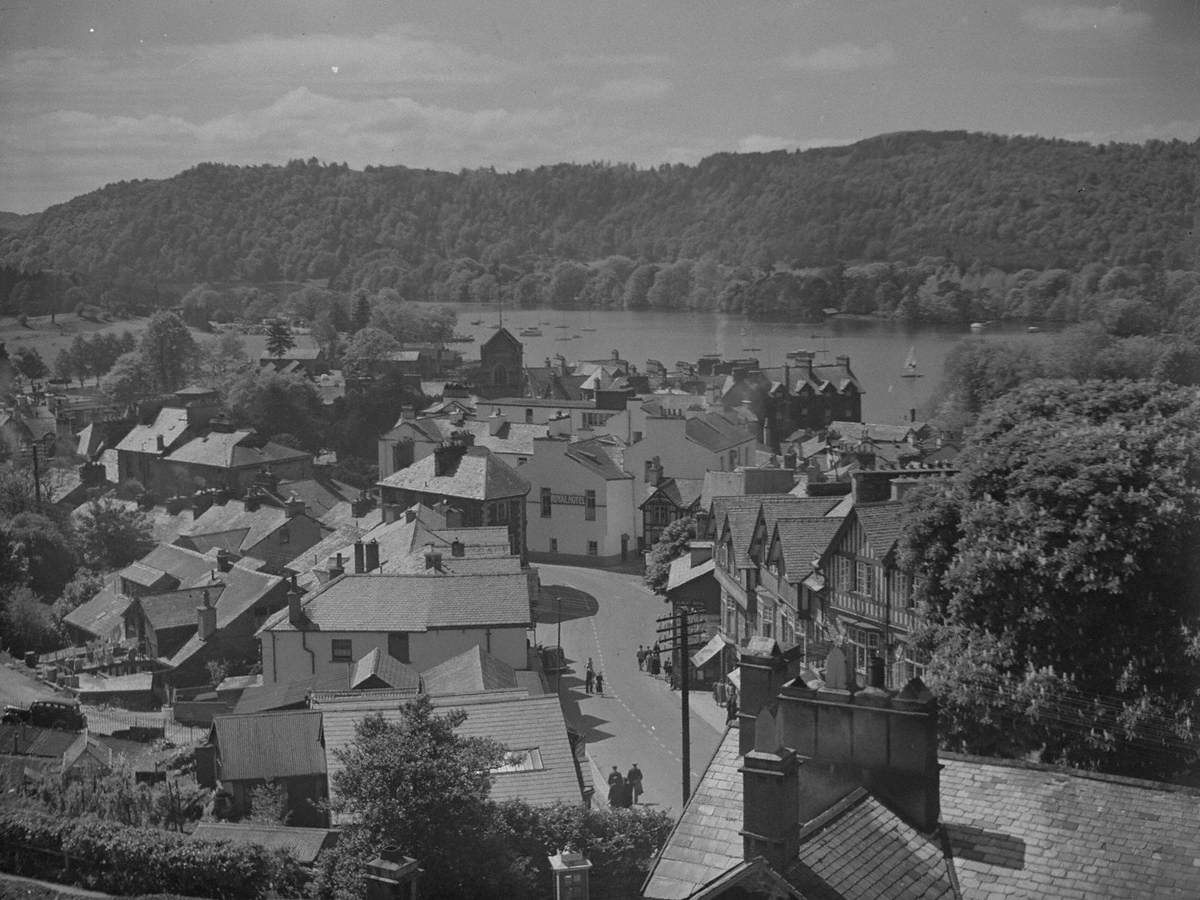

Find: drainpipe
<box><xmin>301</xmin><ymin>630</ymin><xmax>316</xmax><ymax>675</ymax></box>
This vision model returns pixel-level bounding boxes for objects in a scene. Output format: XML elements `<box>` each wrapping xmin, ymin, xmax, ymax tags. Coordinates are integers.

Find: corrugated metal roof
<box><xmin>213</xmin><ymin>710</ymin><xmax>326</xmax><ymax>781</ymax></box>
<box><xmin>190</xmin><ymin>822</ymin><xmax>337</xmax><ymax>864</ymax></box>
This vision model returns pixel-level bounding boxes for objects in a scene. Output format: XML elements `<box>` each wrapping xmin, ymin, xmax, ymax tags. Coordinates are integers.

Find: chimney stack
<box><xmin>328</xmin><ymin>552</ymin><xmax>345</xmax><ymax>579</ymax></box>
<box><xmin>354</xmin><ymin>540</ymin><xmax>366</xmax><ymax>574</ymax></box>
<box><xmin>196</xmin><ymin>589</ymin><xmax>217</xmax><ymax>641</ymax></box>
<box><xmin>424</xmin><ymin>545</ymin><xmax>443</xmax><ymax>571</ymax></box>
<box><xmin>216</xmin><ymin>549</ymin><xmax>234</xmax><ymax>573</ymax></box>
<box><xmin>287</xmin><ymin>583</ymin><xmax>304</xmax><ymax>628</ymax></box>
<box><xmin>285</xmin><ymin>494</ymin><xmax>305</xmax><ymax>518</ymax></box>
<box><xmin>156</xmin><ymin>434</ymin><xmax>165</xmax><ymax>453</ymax></box>
<box><xmin>364</xmin><ymin>539</ymin><xmax>380</xmax><ymax>572</ymax></box>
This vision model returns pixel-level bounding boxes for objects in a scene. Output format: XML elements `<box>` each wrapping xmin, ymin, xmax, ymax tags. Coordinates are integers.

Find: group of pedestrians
<box><xmin>584</xmin><ymin>657</ymin><xmax>604</xmax><ymax>695</ymax></box>
<box><xmin>637</xmin><ymin>642</ymin><xmax>675</xmax><ymax>686</ymax></box>
<box><xmin>607</xmin><ymin>763</ymin><xmax>644</xmax><ymax>807</ymax></box>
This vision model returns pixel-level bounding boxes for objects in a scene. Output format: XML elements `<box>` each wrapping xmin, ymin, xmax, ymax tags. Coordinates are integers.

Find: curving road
<box><xmin>533</xmin><ymin>564</ymin><xmax>725</xmax><ymax>817</ymax></box>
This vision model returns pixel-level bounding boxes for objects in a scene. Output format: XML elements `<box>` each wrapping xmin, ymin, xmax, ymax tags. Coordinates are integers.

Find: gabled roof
<box><xmin>62</xmin><ymin>586</ymin><xmax>129</xmax><ymax>639</ymax></box>
<box><xmin>190</xmin><ymin>822</ymin><xmax>337</xmax><ymax>865</ymax></box>
<box><xmin>772</xmin><ymin>517</ymin><xmax>846</xmax><ymax>581</ymax></box>
<box><xmin>320</xmin><ymin>693</ymin><xmax>583</xmax><ymax>817</ymax></box>
<box><xmin>853</xmin><ymin>502</ymin><xmax>905</xmax><ymax>559</ymax></box>
<box><xmin>276</xmin><ymin>478</ymin><xmax>358</xmax><ymax>525</ymax></box>
<box><xmin>258</xmin><ymin>346</ymin><xmax>324</xmax><ymax>362</ymax></box>
<box><xmin>422</xmin><ymin>645</ymin><xmax>518</xmax><ymax>695</ymax></box>
<box><xmin>118</xmin><ymin>561</ymin><xmax>178</xmax><ymax>590</ymax></box>
<box><xmin>0</xmin><ymin>724</ymin><xmax>82</xmax><ymax>759</ymax></box>
<box><xmin>137</xmin><ymin>585</ymin><xmax>226</xmax><ymax>633</ymax></box>
<box><xmin>350</xmin><ymin>648</ymin><xmax>421</xmax><ymax>692</ymax></box>
<box><xmin>213</xmin><ymin>710</ymin><xmax>326</xmax><ymax>781</ymax></box>
<box><xmin>181</xmin><ymin>500</ymin><xmax>286</xmax><ymax>552</ymax></box>
<box><xmin>711</xmin><ymin>495</ymin><xmax>841</xmax><ymax>569</ymax></box>
<box><xmin>785</xmin><ymin>788</ymin><xmax>958</xmax><ymax>899</ymax></box>
<box><xmin>641</xmin><ymin>477</ymin><xmax>705</xmax><ymax>511</ymax></box>
<box><xmin>164</xmin><ymin>429</ymin><xmax>255</xmax><ymax>467</ymax></box>
<box><xmin>685</xmin><ymin>410</ymin><xmax>754</xmax><ymax>454</ymax></box>
<box><xmin>115</xmin><ymin>406</ymin><xmax>190</xmax><ymax>455</ymax></box>
<box><xmin>232</xmin><ymin>673</ymin><xmax>347</xmax><ymax>715</ymax></box>
<box><xmin>700</xmin><ymin>467</ymin><xmax>797</xmax><ymax>510</ymax></box>
<box><xmin>262</xmin><ymin>571</ymin><xmax>534</xmax><ymax>633</ymax></box>
<box><xmin>666</xmin><ymin>555</ymin><xmax>716</xmax><ymax>592</ymax></box>
<box><xmin>642</xmin><ymin>726</ymin><xmax>744</xmax><ymax>899</ymax></box>
<box><xmin>283</xmin><ymin>523</ymin><xmax>368</xmax><ymax>591</ymax></box>
<box><xmin>481</xmin><ymin>327</ymin><xmax>522</xmax><ymax>352</ymax></box>
<box><xmin>377</xmin><ymin>446</ymin><xmax>530</xmax><ymax>500</ymax></box>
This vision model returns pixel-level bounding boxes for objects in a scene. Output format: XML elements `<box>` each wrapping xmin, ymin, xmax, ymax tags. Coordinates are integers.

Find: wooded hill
<box><xmin>1</xmin><ymin>131</ymin><xmax>1196</xmax><ymax>322</ymax></box>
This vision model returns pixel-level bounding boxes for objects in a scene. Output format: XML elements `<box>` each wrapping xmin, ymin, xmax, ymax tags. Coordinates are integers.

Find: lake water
<box><xmin>432</xmin><ymin>304</ymin><xmax>1051</xmax><ymax>424</ymax></box>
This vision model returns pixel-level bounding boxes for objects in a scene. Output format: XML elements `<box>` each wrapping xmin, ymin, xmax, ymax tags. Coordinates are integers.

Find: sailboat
<box><xmin>900</xmin><ymin>346</ymin><xmax>922</xmax><ymax>378</ymax></box>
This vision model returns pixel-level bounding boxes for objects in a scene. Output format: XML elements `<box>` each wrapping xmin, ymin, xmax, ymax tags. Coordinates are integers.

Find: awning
<box><xmin>726</xmin><ymin>667</ymin><xmax>741</xmax><ymax>691</ymax></box>
<box><xmin>691</xmin><ymin>633</ymin><xmax>735</xmax><ymax>669</ymax></box>
<box><xmin>802</xmin><ymin>572</ymin><xmax>825</xmax><ymax>592</ymax></box>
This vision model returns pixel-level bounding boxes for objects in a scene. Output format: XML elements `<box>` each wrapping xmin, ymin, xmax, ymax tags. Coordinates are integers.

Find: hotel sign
<box><xmin>551</xmin><ymin>493</ymin><xmax>586</xmax><ymax>505</ymax></box>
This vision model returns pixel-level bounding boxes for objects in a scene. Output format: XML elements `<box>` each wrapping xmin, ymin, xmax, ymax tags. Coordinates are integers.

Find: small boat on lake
<box><xmin>519</xmin><ymin>327</ymin><xmax>543</xmax><ymax>337</ymax></box>
<box><xmin>900</xmin><ymin>346</ymin><xmax>922</xmax><ymax>378</ymax></box>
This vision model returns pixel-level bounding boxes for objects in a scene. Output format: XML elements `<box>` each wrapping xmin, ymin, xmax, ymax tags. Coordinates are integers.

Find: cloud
<box><xmin>554</xmin><ymin>52</ymin><xmax>674</xmax><ymax>68</ymax></box>
<box><xmin>782</xmin><ymin>41</ymin><xmax>896</xmax><ymax>73</ymax></box>
<box><xmin>1021</xmin><ymin>5</ymin><xmax>1151</xmax><ymax>34</ymax></box>
<box><xmin>736</xmin><ymin>134</ymin><xmax>858</xmax><ymax>154</ymax></box>
<box><xmin>1037</xmin><ymin>74</ymin><xmax>1126</xmax><ymax>88</ymax></box>
<box><xmin>591</xmin><ymin>77</ymin><xmax>672</xmax><ymax>103</ymax></box>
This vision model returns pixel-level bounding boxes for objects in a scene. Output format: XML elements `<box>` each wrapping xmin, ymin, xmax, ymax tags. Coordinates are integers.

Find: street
<box><xmin>534</xmin><ymin>564</ymin><xmax>725</xmax><ymax>817</ymax></box>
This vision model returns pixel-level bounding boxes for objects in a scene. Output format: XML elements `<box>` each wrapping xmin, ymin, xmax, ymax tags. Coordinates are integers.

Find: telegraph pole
<box><xmin>30</xmin><ymin>442</ymin><xmax>41</xmax><ymax>503</ymax></box>
<box><xmin>656</xmin><ymin>606</ymin><xmax>707</xmax><ymax>804</ymax></box>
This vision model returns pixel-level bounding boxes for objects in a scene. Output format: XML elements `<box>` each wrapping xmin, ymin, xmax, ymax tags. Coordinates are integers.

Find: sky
<box><xmin>1</xmin><ymin>1</ymin><xmax>1197</xmax><ymax>213</ymax></box>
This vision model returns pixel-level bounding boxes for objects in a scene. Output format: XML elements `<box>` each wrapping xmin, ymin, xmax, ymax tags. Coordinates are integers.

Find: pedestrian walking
<box><xmin>637</xmin><ymin>645</ymin><xmax>646</xmax><ymax>671</ymax></box>
<box><xmin>627</xmin><ymin>763</ymin><xmax>644</xmax><ymax>804</ymax></box>
<box><xmin>652</xmin><ymin>640</ymin><xmax>661</xmax><ymax>663</ymax></box>
<box><xmin>664</xmin><ymin>656</ymin><xmax>673</xmax><ymax>682</ymax></box>
<box><xmin>607</xmin><ymin>766</ymin><xmax>624</xmax><ymax>807</ymax></box>
<box><xmin>725</xmin><ymin>689</ymin><xmax>739</xmax><ymax>724</ymax></box>
<box><xmin>584</xmin><ymin>658</ymin><xmax>595</xmax><ymax>694</ymax></box>
<box><xmin>595</xmin><ymin>670</ymin><xmax>605</xmax><ymax>695</ymax></box>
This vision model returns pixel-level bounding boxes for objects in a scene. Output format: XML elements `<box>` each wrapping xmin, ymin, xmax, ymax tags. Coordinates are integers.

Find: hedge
<box><xmin>0</xmin><ymin>807</ymin><xmax>306</xmax><ymax>899</ymax></box>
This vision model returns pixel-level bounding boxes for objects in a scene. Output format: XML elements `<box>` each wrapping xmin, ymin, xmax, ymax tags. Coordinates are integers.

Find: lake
<box><xmin>430</xmin><ymin>304</ymin><xmax>1051</xmax><ymax>424</ymax></box>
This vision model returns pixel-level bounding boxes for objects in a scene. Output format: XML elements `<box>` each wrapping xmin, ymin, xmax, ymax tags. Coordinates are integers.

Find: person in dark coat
<box><xmin>584</xmin><ymin>658</ymin><xmax>595</xmax><ymax>694</ymax></box>
<box><xmin>627</xmin><ymin>763</ymin><xmax>644</xmax><ymax>804</ymax></box>
<box><xmin>725</xmin><ymin>689</ymin><xmax>739</xmax><ymax>724</ymax></box>
<box><xmin>595</xmin><ymin>670</ymin><xmax>605</xmax><ymax>695</ymax></box>
<box><xmin>607</xmin><ymin>766</ymin><xmax>624</xmax><ymax>806</ymax></box>
<box><xmin>637</xmin><ymin>645</ymin><xmax>647</xmax><ymax>671</ymax></box>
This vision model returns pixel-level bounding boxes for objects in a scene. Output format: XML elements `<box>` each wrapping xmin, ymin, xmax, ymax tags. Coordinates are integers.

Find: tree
<box><xmin>223</xmin><ymin>369</ymin><xmax>323</xmax><ymax>452</ymax></box>
<box><xmin>75</xmin><ymin>499</ymin><xmax>154</xmax><ymax>571</ymax></box>
<box><xmin>13</xmin><ymin>347</ymin><xmax>48</xmax><ymax>381</ymax></box>
<box><xmin>265</xmin><ymin>320</ymin><xmax>296</xmax><ymax>357</ymax></box>
<box><xmin>330</xmin><ymin>697</ymin><xmax>531</xmax><ymax>898</ymax></box>
<box><xmin>643</xmin><ymin>516</ymin><xmax>697</xmax><ymax>595</ymax></box>
<box><xmin>341</xmin><ymin>327</ymin><xmax>399</xmax><ymax>379</ymax></box>
<box><xmin>351</xmin><ymin>292</ymin><xmax>371</xmax><ymax>333</ymax></box>
<box><xmin>138</xmin><ymin>311</ymin><xmax>197</xmax><ymax>392</ymax></box>
<box><xmin>102</xmin><ymin>350</ymin><xmax>156</xmax><ymax>411</ymax></box>
<box><xmin>3</xmin><ymin>511</ymin><xmax>77</xmax><ymax>598</ymax></box>
<box><xmin>899</xmin><ymin>379</ymin><xmax>1200</xmax><ymax>776</ymax></box>
<box><xmin>52</xmin><ymin>568</ymin><xmax>105</xmax><ymax>624</ymax></box>
<box><xmin>0</xmin><ymin>586</ymin><xmax>61</xmax><ymax>655</ymax></box>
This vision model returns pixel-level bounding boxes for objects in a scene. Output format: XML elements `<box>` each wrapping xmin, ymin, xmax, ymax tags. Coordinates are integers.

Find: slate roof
<box><xmin>138</xmin><ymin>585</ymin><xmax>226</xmax><ymax>632</ymax></box>
<box><xmin>213</xmin><ymin>710</ymin><xmax>326</xmax><ymax>781</ymax></box>
<box><xmin>786</xmin><ymin>788</ymin><xmax>958</xmax><ymax>899</ymax></box>
<box><xmin>792</xmin><ymin>359</ymin><xmax>862</xmax><ymax>394</ymax></box>
<box><xmin>165</xmin><ymin>429</ymin><xmax>254</xmax><ymax>467</ymax></box>
<box><xmin>377</xmin><ymin>446</ymin><xmax>530</xmax><ymax>500</ymax></box>
<box><xmin>62</xmin><ymin>586</ymin><xmax>129</xmax><ymax>640</ymax></box>
<box><xmin>700</xmin><ymin>467</ymin><xmax>797</xmax><ymax>511</ymax></box>
<box><xmin>319</xmin><ymin>693</ymin><xmax>583</xmax><ymax>815</ymax></box>
<box><xmin>640</xmin><ymin>477</ymin><xmax>705</xmax><ymax>511</ymax></box>
<box><xmin>350</xmin><ymin>648</ymin><xmax>421</xmax><ymax>691</ymax></box>
<box><xmin>0</xmin><ymin>724</ymin><xmax>82</xmax><ymax>759</ymax></box>
<box><xmin>261</xmin><ymin>571</ymin><xmax>534</xmax><ymax>633</ymax></box>
<box><xmin>115</xmin><ymin>407</ymin><xmax>191</xmax><ymax>455</ymax></box>
<box><xmin>190</xmin><ymin>822</ymin><xmax>338</xmax><ymax>865</ymax></box>
<box><xmin>181</xmin><ymin>500</ymin><xmax>293</xmax><ymax>553</ymax></box>
<box><xmin>137</xmin><ymin>542</ymin><xmax>227</xmax><ymax>586</ymax></box>
<box><xmin>422</xmin><ymin>645</ymin><xmax>518</xmax><ymax>695</ymax></box>
<box><xmin>685</xmin><ymin>410</ymin><xmax>754</xmax><ymax>453</ymax></box>
<box><xmin>853</xmin><ymin>502</ymin><xmax>905</xmax><ymax>559</ymax></box>
<box><xmin>120</xmin><ymin>561</ymin><xmax>178</xmax><ymax>589</ymax></box>
<box><xmin>642</xmin><ymin>726</ymin><xmax>744</xmax><ymax>899</ymax></box>
<box><xmin>275</xmin><ymin>478</ymin><xmax>357</xmax><ymax>525</ymax></box>
<box><xmin>829</xmin><ymin>421</ymin><xmax>927</xmax><ymax>443</ymax></box>
<box><xmin>666</xmin><ymin>555</ymin><xmax>715</xmax><ymax>592</ymax></box>
<box><xmin>566</xmin><ymin>437</ymin><xmax>631</xmax><ymax>481</ymax></box>
<box><xmin>283</xmin><ymin>523</ymin><xmax>367</xmax><ymax>590</ymax></box>
<box><xmin>712</xmin><ymin>495</ymin><xmax>839</xmax><ymax>569</ymax></box>
<box><xmin>940</xmin><ymin>753</ymin><xmax>1200</xmax><ymax>899</ymax></box>
<box><xmin>773</xmin><ymin>517</ymin><xmax>847</xmax><ymax>581</ymax></box>
<box><xmin>232</xmin><ymin>673</ymin><xmax>347</xmax><ymax>715</ymax></box>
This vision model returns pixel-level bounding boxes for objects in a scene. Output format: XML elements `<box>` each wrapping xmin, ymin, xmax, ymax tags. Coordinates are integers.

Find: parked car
<box><xmin>1</xmin><ymin>698</ymin><xmax>88</xmax><ymax>732</ymax></box>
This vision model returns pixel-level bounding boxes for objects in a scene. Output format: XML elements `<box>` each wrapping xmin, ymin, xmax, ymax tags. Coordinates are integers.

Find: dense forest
<box><xmin>1</xmin><ymin>131</ymin><xmax>1197</xmax><ymax>324</ymax></box>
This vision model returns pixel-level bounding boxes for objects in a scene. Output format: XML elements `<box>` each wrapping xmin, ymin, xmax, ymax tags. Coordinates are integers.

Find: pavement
<box><xmin>535</xmin><ymin>564</ymin><xmax>728</xmax><ymax>817</ymax></box>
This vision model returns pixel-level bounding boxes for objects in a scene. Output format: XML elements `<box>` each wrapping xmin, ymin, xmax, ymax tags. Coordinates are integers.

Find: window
<box><xmin>492</xmin><ymin>500</ymin><xmax>510</xmax><ymax>524</ymax></box>
<box><xmin>728</xmin><ymin>449</ymin><xmax>738</xmax><ymax>470</ymax></box>
<box><xmin>550</xmin><ymin>538</ymin><xmax>558</xmax><ymax>553</ymax></box>
<box><xmin>388</xmin><ymin>632</ymin><xmax>410</xmax><ymax>663</ymax></box>
<box><xmin>781</xmin><ymin>609</ymin><xmax>795</xmax><ymax>648</ymax></box>
<box><xmin>855</xmin><ymin>561</ymin><xmax>873</xmax><ymax>596</ymax></box>
<box><xmin>760</xmin><ymin>598</ymin><xmax>775</xmax><ymax>638</ymax></box>
<box><xmin>583</xmin><ymin>412</ymin><xmax>613</xmax><ymax>428</ymax></box>
<box><xmin>540</xmin><ymin>487</ymin><xmax>552</xmax><ymax>518</ymax></box>
<box><xmin>279</xmin><ymin>527</ymin><xmax>290</xmax><ymax>545</ymax></box>
<box><xmin>633</xmin><ymin>431</ymin><xmax>643</xmax><ymax>443</ymax></box>
<box><xmin>836</xmin><ymin>555</ymin><xmax>852</xmax><ymax>590</ymax></box>
<box><xmin>584</xmin><ymin>490</ymin><xmax>596</xmax><ymax>521</ymax></box>
<box><xmin>331</xmin><ymin>639</ymin><xmax>353</xmax><ymax>662</ymax></box>
<box><xmin>492</xmin><ymin>748</ymin><xmax>544</xmax><ymax>773</ymax></box>
<box><xmin>847</xmin><ymin>627</ymin><xmax>880</xmax><ymax>672</ymax></box>
<box><xmin>525</xmin><ymin>408</ymin><xmax>533</xmax><ymax>424</ymax></box>
<box><xmin>587</xmin><ymin>541</ymin><xmax>598</xmax><ymax>556</ymax></box>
